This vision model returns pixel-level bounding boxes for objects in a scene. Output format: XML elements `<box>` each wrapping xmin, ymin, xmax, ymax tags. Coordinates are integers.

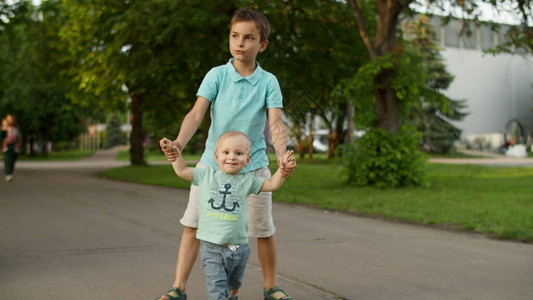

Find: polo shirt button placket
<box><xmin>239</xmin><ymin>85</ymin><xmax>245</xmax><ymax>100</ymax></box>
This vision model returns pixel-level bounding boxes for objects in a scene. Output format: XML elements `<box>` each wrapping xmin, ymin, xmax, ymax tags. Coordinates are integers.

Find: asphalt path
<box><xmin>1</xmin><ymin>149</ymin><xmax>532</xmax><ymax>299</ymax></box>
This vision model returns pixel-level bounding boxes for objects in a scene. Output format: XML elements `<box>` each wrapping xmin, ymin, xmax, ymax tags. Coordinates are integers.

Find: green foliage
<box><xmin>411</xmin><ymin>104</ymin><xmax>467</xmax><ymax>154</ymax></box>
<box><xmin>61</xmin><ymin>0</ymin><xmax>239</xmax><ymax>164</ymax></box>
<box><xmin>335</xmin><ymin>48</ymin><xmax>430</xmax><ymax>187</ymax></box>
<box><xmin>103</xmin><ymin>113</ymin><xmax>125</xmax><ymax>149</ymax></box>
<box><xmin>403</xmin><ymin>15</ymin><xmax>468</xmax><ymax>154</ymax></box>
<box><xmin>250</xmin><ymin>0</ymin><xmax>368</xmax><ymax>157</ymax></box>
<box><xmin>0</xmin><ymin>0</ymin><xmax>85</xmax><ymax>153</ymax></box>
<box><xmin>342</xmin><ymin>126</ymin><xmax>428</xmax><ymax>188</ymax></box>
<box><xmin>337</xmin><ymin>49</ymin><xmax>427</xmax><ymax>129</ymax></box>
<box><xmin>17</xmin><ymin>149</ymin><xmax>94</xmax><ymax>161</ymax></box>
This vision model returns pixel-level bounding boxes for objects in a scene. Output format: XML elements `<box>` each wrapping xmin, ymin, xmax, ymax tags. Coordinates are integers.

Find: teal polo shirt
<box><xmin>197</xmin><ymin>59</ymin><xmax>283</xmax><ymax>173</ymax></box>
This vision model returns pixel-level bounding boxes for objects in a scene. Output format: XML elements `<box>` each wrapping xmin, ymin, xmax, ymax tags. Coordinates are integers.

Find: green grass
<box><xmin>115</xmin><ymin>149</ymin><xmax>201</xmax><ymax>162</ymax></box>
<box><xmin>101</xmin><ymin>163</ymin><xmax>194</xmax><ymax>189</ymax></box>
<box><xmin>100</xmin><ymin>159</ymin><xmax>533</xmax><ymax>243</ymax></box>
<box><xmin>16</xmin><ymin>150</ymin><xmax>95</xmax><ymax>161</ymax></box>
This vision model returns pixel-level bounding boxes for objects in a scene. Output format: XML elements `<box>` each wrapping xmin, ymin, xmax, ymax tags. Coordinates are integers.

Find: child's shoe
<box><xmin>5</xmin><ymin>175</ymin><xmax>13</xmax><ymax>182</ymax></box>
<box><xmin>155</xmin><ymin>288</ymin><xmax>187</xmax><ymax>300</ymax></box>
<box><xmin>264</xmin><ymin>286</ymin><xmax>294</xmax><ymax>300</ymax></box>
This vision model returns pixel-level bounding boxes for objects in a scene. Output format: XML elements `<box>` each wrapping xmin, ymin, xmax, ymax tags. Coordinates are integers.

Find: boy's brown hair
<box><xmin>231</xmin><ymin>7</ymin><xmax>270</xmax><ymax>42</ymax></box>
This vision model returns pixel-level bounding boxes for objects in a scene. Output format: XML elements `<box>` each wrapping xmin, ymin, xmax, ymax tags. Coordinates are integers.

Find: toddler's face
<box><xmin>215</xmin><ymin>135</ymin><xmax>251</xmax><ymax>175</ymax></box>
<box><xmin>229</xmin><ymin>20</ymin><xmax>268</xmax><ymax>64</ymax></box>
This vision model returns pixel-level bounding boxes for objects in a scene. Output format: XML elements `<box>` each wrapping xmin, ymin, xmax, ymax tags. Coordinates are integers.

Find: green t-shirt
<box><xmin>193</xmin><ymin>166</ymin><xmax>265</xmax><ymax>245</ymax></box>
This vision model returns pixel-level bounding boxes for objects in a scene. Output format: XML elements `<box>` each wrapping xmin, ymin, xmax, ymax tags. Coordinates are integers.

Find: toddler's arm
<box><xmin>160</xmin><ymin>138</ymin><xmax>194</xmax><ymax>181</ymax></box>
<box><xmin>260</xmin><ymin>150</ymin><xmax>295</xmax><ymax>192</ymax></box>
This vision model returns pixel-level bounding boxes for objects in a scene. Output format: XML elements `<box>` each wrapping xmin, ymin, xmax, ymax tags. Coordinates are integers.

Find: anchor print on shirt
<box><xmin>208</xmin><ymin>183</ymin><xmax>240</xmax><ymax>212</ymax></box>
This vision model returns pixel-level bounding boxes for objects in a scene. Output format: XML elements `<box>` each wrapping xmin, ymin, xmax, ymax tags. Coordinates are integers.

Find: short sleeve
<box><xmin>193</xmin><ymin>168</ymin><xmax>207</xmax><ymax>186</ymax></box>
<box><xmin>250</xmin><ymin>176</ymin><xmax>266</xmax><ymax>195</ymax></box>
<box><xmin>266</xmin><ymin>74</ymin><xmax>283</xmax><ymax>109</ymax></box>
<box><xmin>196</xmin><ymin>68</ymin><xmax>219</xmax><ymax>102</ymax></box>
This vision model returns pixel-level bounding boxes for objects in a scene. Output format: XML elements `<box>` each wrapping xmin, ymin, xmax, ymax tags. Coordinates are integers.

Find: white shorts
<box><xmin>180</xmin><ymin>162</ymin><xmax>276</xmax><ymax>238</ymax></box>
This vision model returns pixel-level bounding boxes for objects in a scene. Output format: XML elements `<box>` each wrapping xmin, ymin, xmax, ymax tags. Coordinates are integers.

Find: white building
<box><xmin>430</xmin><ymin>16</ymin><xmax>533</xmax><ymax>148</ymax></box>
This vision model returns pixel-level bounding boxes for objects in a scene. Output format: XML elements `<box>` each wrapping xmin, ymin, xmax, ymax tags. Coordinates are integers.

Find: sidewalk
<box><xmin>429</xmin><ymin>148</ymin><xmax>533</xmax><ymax>167</ymax></box>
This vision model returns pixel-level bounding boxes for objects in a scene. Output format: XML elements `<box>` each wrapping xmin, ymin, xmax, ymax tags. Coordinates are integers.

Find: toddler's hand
<box><xmin>281</xmin><ymin>150</ymin><xmax>296</xmax><ymax>178</ymax></box>
<box><xmin>160</xmin><ymin>138</ymin><xmax>180</xmax><ymax>162</ymax></box>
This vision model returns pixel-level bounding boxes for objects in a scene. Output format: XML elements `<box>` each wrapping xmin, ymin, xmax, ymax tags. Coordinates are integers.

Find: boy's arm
<box><xmin>268</xmin><ymin>108</ymin><xmax>296</xmax><ymax>178</ymax></box>
<box><xmin>260</xmin><ymin>150</ymin><xmax>295</xmax><ymax>192</ymax></box>
<box><xmin>160</xmin><ymin>138</ymin><xmax>194</xmax><ymax>181</ymax></box>
<box><xmin>161</xmin><ymin>96</ymin><xmax>210</xmax><ymax>162</ymax></box>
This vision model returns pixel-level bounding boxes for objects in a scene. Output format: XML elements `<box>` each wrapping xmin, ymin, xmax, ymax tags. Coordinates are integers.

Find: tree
<box><xmin>347</xmin><ymin>0</ymin><xmax>531</xmax><ymax>133</ymax></box>
<box><xmin>403</xmin><ymin>15</ymin><xmax>468</xmax><ymax>154</ymax></box>
<box><xmin>61</xmin><ymin>0</ymin><xmax>237</xmax><ymax>165</ymax></box>
<box><xmin>0</xmin><ymin>0</ymin><xmax>84</xmax><ymax>154</ymax></box>
<box><xmin>252</xmin><ymin>0</ymin><xmax>367</xmax><ymax>158</ymax></box>
<box><xmin>103</xmin><ymin>113</ymin><xmax>125</xmax><ymax>149</ymax></box>
<box><xmin>339</xmin><ymin>0</ymin><xmax>531</xmax><ymax>187</ymax></box>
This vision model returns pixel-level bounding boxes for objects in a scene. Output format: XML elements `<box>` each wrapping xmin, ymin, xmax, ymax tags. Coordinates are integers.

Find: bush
<box><xmin>342</xmin><ymin>126</ymin><xmax>428</xmax><ymax>188</ymax></box>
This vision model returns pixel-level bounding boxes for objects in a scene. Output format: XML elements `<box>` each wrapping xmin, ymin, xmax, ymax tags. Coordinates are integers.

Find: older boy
<box><xmin>157</xmin><ymin>7</ymin><xmax>296</xmax><ymax>300</ymax></box>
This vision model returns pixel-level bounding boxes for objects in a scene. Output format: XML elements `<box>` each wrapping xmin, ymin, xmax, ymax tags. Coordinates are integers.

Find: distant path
<box><xmin>1</xmin><ymin>148</ymin><xmax>532</xmax><ymax>299</ymax></box>
<box><xmin>430</xmin><ymin>148</ymin><xmax>533</xmax><ymax>167</ymax></box>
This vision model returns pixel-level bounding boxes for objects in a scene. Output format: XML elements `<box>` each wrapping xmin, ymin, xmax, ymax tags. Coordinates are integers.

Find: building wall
<box><xmin>430</xmin><ymin>16</ymin><xmax>533</xmax><ymax>139</ymax></box>
<box><xmin>442</xmin><ymin>48</ymin><xmax>532</xmax><ymax>136</ymax></box>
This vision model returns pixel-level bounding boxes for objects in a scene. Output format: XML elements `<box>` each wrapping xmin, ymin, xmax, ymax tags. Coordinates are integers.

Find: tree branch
<box><xmin>347</xmin><ymin>0</ymin><xmax>377</xmax><ymax>59</ymax></box>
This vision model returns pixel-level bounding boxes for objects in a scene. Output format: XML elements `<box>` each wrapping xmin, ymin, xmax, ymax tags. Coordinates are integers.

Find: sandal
<box><xmin>155</xmin><ymin>288</ymin><xmax>187</xmax><ymax>300</ymax></box>
<box><xmin>264</xmin><ymin>286</ymin><xmax>294</xmax><ymax>300</ymax></box>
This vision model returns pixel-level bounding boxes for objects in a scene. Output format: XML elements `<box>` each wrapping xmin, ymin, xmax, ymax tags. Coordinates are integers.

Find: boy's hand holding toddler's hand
<box><xmin>281</xmin><ymin>150</ymin><xmax>296</xmax><ymax>178</ymax></box>
<box><xmin>159</xmin><ymin>138</ymin><xmax>181</xmax><ymax>161</ymax></box>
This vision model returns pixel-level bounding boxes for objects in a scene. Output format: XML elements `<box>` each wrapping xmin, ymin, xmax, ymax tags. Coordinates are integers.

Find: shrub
<box><xmin>342</xmin><ymin>126</ymin><xmax>428</xmax><ymax>188</ymax></box>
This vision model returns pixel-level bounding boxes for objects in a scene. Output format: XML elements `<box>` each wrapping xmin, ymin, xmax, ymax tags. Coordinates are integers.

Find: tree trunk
<box><xmin>348</xmin><ymin>0</ymin><xmax>411</xmax><ymax>134</ymax></box>
<box><xmin>294</xmin><ymin>123</ymin><xmax>306</xmax><ymax>160</ymax></box>
<box><xmin>373</xmin><ymin>1</ymin><xmax>404</xmax><ymax>133</ymax></box>
<box><xmin>327</xmin><ymin>132</ymin><xmax>336</xmax><ymax>158</ymax></box>
<box><xmin>375</xmin><ymin>69</ymin><xmax>400</xmax><ymax>133</ymax></box>
<box><xmin>345</xmin><ymin>101</ymin><xmax>355</xmax><ymax>145</ymax></box>
<box><xmin>129</xmin><ymin>94</ymin><xmax>145</xmax><ymax>166</ymax></box>
<box><xmin>308</xmin><ymin>112</ymin><xmax>314</xmax><ymax>159</ymax></box>
<box><xmin>41</xmin><ymin>136</ymin><xmax>49</xmax><ymax>156</ymax></box>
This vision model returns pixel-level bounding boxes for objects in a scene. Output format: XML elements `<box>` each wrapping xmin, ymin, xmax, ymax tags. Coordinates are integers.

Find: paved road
<box><xmin>1</xmin><ymin>150</ymin><xmax>532</xmax><ymax>299</ymax></box>
<box><xmin>430</xmin><ymin>149</ymin><xmax>533</xmax><ymax>167</ymax></box>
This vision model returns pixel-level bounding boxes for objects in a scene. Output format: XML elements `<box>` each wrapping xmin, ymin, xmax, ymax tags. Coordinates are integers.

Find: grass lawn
<box><xmin>101</xmin><ymin>159</ymin><xmax>533</xmax><ymax>243</ymax></box>
<box><xmin>115</xmin><ymin>149</ymin><xmax>201</xmax><ymax>162</ymax></box>
<box><xmin>16</xmin><ymin>149</ymin><xmax>95</xmax><ymax>161</ymax></box>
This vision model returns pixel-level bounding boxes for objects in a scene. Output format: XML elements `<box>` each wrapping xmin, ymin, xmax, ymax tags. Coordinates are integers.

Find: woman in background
<box><xmin>3</xmin><ymin>114</ymin><xmax>20</xmax><ymax>182</ymax></box>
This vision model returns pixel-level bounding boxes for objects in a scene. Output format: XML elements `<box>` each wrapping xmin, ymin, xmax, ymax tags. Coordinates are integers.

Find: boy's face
<box><xmin>215</xmin><ymin>135</ymin><xmax>251</xmax><ymax>175</ymax></box>
<box><xmin>229</xmin><ymin>21</ymin><xmax>268</xmax><ymax>65</ymax></box>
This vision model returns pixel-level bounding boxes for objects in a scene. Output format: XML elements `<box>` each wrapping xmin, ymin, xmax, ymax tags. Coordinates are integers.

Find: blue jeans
<box><xmin>200</xmin><ymin>241</ymin><xmax>250</xmax><ymax>300</ymax></box>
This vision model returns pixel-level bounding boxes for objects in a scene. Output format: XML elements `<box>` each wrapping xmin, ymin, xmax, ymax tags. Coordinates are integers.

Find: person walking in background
<box><xmin>161</xmin><ymin>131</ymin><xmax>295</xmax><ymax>300</ymax></box>
<box><xmin>157</xmin><ymin>7</ymin><xmax>296</xmax><ymax>300</ymax></box>
<box><xmin>3</xmin><ymin>114</ymin><xmax>20</xmax><ymax>182</ymax></box>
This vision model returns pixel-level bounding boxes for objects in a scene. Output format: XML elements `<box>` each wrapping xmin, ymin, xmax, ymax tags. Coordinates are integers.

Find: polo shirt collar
<box><xmin>227</xmin><ymin>58</ymin><xmax>263</xmax><ymax>86</ymax></box>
